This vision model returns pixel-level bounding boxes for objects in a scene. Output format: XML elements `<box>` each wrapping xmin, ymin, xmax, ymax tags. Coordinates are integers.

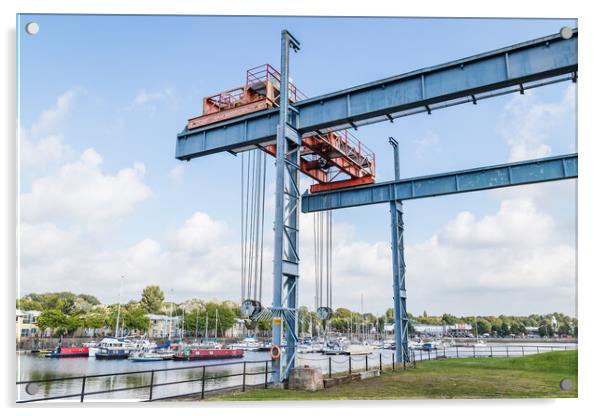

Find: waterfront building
<box><xmin>16</xmin><ymin>310</ymin><xmax>41</xmax><ymax>341</ymax></box>
<box><xmin>146</xmin><ymin>314</ymin><xmax>181</xmax><ymax>339</ymax></box>
<box><xmin>224</xmin><ymin>318</ymin><xmax>247</xmax><ymax>339</ymax></box>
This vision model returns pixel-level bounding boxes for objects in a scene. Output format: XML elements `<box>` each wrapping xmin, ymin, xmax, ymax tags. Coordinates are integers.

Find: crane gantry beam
<box><xmin>176</xmin><ymin>29</ymin><xmax>577</xmax><ymax>161</ymax></box>
<box><xmin>301</xmin><ymin>153</ymin><xmax>578</xmax><ymax>213</ymax></box>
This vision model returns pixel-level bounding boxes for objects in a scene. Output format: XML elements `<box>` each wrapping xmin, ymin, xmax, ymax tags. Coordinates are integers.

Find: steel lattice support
<box><xmin>388</xmin><ymin>138</ymin><xmax>409</xmax><ymax>363</ymax></box>
<box><xmin>271</xmin><ymin>30</ymin><xmax>301</xmax><ymax>384</ymax></box>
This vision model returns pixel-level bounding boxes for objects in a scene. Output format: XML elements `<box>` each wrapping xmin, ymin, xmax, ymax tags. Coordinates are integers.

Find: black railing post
<box><xmin>473</xmin><ymin>345</ymin><xmax>476</xmax><ymax>358</ymax></box>
<box><xmin>443</xmin><ymin>346</ymin><xmax>446</xmax><ymax>358</ymax></box>
<box><xmin>456</xmin><ymin>345</ymin><xmax>459</xmax><ymax>358</ymax></box>
<box><xmin>80</xmin><ymin>377</ymin><xmax>86</xmax><ymax>403</ymax></box>
<box><xmin>264</xmin><ymin>361</ymin><xmax>269</xmax><ymax>388</ymax></box>
<box><xmin>392</xmin><ymin>353</ymin><xmax>395</xmax><ymax>370</ymax></box>
<box><xmin>365</xmin><ymin>355</ymin><xmax>368</xmax><ymax>371</ymax></box>
<box><xmin>403</xmin><ymin>356</ymin><xmax>406</xmax><ymax>370</ymax></box>
<box><xmin>201</xmin><ymin>366</ymin><xmax>206</xmax><ymax>400</ymax></box>
<box><xmin>329</xmin><ymin>356</ymin><xmax>332</xmax><ymax>378</ymax></box>
<box><xmin>490</xmin><ymin>346</ymin><xmax>493</xmax><ymax>357</ymax></box>
<box><xmin>506</xmin><ymin>346</ymin><xmax>509</xmax><ymax>357</ymax></box>
<box><xmin>379</xmin><ymin>353</ymin><xmax>382</xmax><ymax>372</ymax></box>
<box><xmin>428</xmin><ymin>350</ymin><xmax>431</xmax><ymax>360</ymax></box>
<box><xmin>149</xmin><ymin>371</ymin><xmax>155</xmax><ymax>401</ymax></box>
<box><xmin>348</xmin><ymin>355</ymin><xmax>352</xmax><ymax>374</ymax></box>
<box><xmin>242</xmin><ymin>362</ymin><xmax>247</xmax><ymax>392</ymax></box>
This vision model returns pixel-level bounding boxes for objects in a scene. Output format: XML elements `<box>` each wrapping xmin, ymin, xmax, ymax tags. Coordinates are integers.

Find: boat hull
<box><xmin>45</xmin><ymin>352</ymin><xmax>89</xmax><ymax>358</ymax></box>
<box><xmin>45</xmin><ymin>347</ymin><xmax>89</xmax><ymax>358</ymax></box>
<box><xmin>95</xmin><ymin>353</ymin><xmax>129</xmax><ymax>360</ymax></box>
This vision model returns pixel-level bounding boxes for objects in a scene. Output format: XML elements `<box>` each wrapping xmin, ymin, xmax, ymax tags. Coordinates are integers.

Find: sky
<box><xmin>17</xmin><ymin>15</ymin><xmax>577</xmax><ymax>317</ymax></box>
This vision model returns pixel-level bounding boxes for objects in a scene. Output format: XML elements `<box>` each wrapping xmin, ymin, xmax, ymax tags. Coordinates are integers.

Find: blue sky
<box><xmin>17</xmin><ymin>15</ymin><xmax>577</xmax><ymax>316</ymax></box>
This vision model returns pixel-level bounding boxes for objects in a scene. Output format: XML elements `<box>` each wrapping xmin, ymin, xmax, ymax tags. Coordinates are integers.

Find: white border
<box><xmin>2</xmin><ymin>1</ymin><xmax>600</xmax><ymax>415</ymax></box>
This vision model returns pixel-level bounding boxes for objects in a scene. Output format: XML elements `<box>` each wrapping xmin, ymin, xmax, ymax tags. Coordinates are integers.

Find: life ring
<box><xmin>270</xmin><ymin>345</ymin><xmax>281</xmax><ymax>360</ymax></box>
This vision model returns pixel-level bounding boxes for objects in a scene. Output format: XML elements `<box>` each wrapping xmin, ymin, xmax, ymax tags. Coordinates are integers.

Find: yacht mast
<box><xmin>204</xmin><ymin>311</ymin><xmax>209</xmax><ymax>340</ymax></box>
<box><xmin>115</xmin><ymin>276</ymin><xmax>124</xmax><ymax>337</ymax></box>
<box><xmin>195</xmin><ymin>308</ymin><xmax>199</xmax><ymax>340</ymax></box>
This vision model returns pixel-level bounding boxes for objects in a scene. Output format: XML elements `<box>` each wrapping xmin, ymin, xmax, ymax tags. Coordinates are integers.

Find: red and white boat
<box><xmin>173</xmin><ymin>348</ymin><xmax>244</xmax><ymax>361</ymax></box>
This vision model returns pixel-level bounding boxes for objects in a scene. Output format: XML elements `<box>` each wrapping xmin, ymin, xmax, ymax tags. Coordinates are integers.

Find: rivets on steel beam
<box><xmin>460</xmin><ymin>63</ymin><xmax>464</xmax><ymax>69</ymax></box>
<box><xmin>319</xmin><ymin>100</ymin><xmax>324</xmax><ymax>105</ymax></box>
<box><xmin>381</xmin><ymin>84</ymin><xmax>386</xmax><ymax>89</ymax></box>
<box><xmin>545</xmin><ymin>41</ymin><xmax>550</xmax><ymax>47</ymax></box>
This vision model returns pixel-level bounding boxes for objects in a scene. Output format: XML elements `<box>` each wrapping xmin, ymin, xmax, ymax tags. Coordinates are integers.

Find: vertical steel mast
<box><xmin>272</xmin><ymin>29</ymin><xmax>301</xmax><ymax>383</ymax></box>
<box><xmin>388</xmin><ymin>137</ymin><xmax>409</xmax><ymax>363</ymax></box>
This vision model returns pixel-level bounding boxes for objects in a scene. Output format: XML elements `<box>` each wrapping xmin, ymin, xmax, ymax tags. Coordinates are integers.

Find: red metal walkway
<box><xmin>187</xmin><ymin>64</ymin><xmax>376</xmax><ymax>192</ymax></box>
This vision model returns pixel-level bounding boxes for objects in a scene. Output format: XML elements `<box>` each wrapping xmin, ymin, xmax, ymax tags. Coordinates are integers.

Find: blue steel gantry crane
<box><xmin>175</xmin><ymin>28</ymin><xmax>578</xmax><ymax>383</ymax></box>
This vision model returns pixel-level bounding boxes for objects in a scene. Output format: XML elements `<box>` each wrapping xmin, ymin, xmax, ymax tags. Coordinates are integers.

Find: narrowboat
<box><xmin>173</xmin><ymin>348</ymin><xmax>244</xmax><ymax>361</ymax></box>
<box><xmin>45</xmin><ymin>346</ymin><xmax>89</xmax><ymax>358</ymax></box>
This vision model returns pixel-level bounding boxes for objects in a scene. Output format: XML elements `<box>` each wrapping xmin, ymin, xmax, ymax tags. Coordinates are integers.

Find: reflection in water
<box><xmin>17</xmin><ymin>351</ymin><xmax>273</xmax><ymax>401</ymax></box>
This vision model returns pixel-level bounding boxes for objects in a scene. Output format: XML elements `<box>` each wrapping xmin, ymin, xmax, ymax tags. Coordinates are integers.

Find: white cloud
<box><xmin>500</xmin><ymin>85</ymin><xmax>575</xmax><ymax>162</ymax></box>
<box><xmin>297</xmin><ymin>196</ymin><xmax>575</xmax><ymax>316</ymax></box>
<box><xmin>30</xmin><ymin>88</ymin><xmax>80</xmax><ymax>137</ymax></box>
<box><xmin>413</xmin><ymin>130</ymin><xmax>440</xmax><ymax>158</ymax></box>
<box><xmin>167</xmin><ymin>212</ymin><xmax>227</xmax><ymax>253</ymax></box>
<box><xmin>20</xmin><ymin>88</ymin><xmax>80</xmax><ymax>173</ymax></box>
<box><xmin>21</xmin><ymin>148</ymin><xmax>152</xmax><ymax>226</ymax></box>
<box><xmin>128</xmin><ymin>87</ymin><xmax>175</xmax><ymax>110</ymax></box>
<box><xmin>439</xmin><ymin>199</ymin><xmax>555</xmax><ymax>248</ymax></box>
<box><xmin>169</xmin><ymin>165</ymin><xmax>185</xmax><ymax>181</ymax></box>
<box><xmin>19</xmin><ymin>211</ymin><xmax>241</xmax><ymax>302</ymax></box>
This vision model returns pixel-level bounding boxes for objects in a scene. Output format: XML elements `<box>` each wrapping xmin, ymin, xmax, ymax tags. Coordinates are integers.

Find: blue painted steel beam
<box><xmin>301</xmin><ymin>154</ymin><xmax>577</xmax><ymax>213</ymax></box>
<box><xmin>176</xmin><ymin>29</ymin><xmax>577</xmax><ymax>160</ymax></box>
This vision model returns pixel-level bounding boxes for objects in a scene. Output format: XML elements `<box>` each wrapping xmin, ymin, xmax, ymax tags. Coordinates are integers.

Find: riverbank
<box><xmin>208</xmin><ymin>350</ymin><xmax>577</xmax><ymax>400</ymax></box>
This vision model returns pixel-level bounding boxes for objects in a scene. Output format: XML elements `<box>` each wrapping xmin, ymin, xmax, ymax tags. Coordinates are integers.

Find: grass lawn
<box><xmin>209</xmin><ymin>350</ymin><xmax>577</xmax><ymax>401</ymax></box>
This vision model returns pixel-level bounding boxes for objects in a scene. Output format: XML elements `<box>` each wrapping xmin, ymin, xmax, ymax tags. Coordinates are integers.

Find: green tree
<box><xmin>37</xmin><ymin>309</ymin><xmax>70</xmax><ymax>336</ymax></box>
<box><xmin>124</xmin><ymin>306</ymin><xmax>151</xmax><ymax>332</ymax></box>
<box><xmin>442</xmin><ymin>313</ymin><xmax>457</xmax><ymax>325</ymax></box>
<box><xmin>476</xmin><ymin>319</ymin><xmax>492</xmax><ymax>335</ymax></box>
<box><xmin>78</xmin><ymin>294</ymin><xmax>100</xmax><ymax>305</ymax></box>
<box><xmin>500</xmin><ymin>322</ymin><xmax>510</xmax><ymax>337</ymax></box>
<box><xmin>84</xmin><ymin>308</ymin><xmax>107</xmax><ymax>330</ymax></box>
<box><xmin>140</xmin><ymin>286</ymin><xmax>165</xmax><ymax>313</ymax></box>
<box><xmin>58</xmin><ymin>297</ymin><xmax>76</xmax><ymax>315</ymax></box>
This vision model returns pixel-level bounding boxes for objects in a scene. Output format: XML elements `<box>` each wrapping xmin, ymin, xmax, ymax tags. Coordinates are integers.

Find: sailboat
<box><xmin>95</xmin><ymin>277</ymin><xmax>131</xmax><ymax>359</ymax></box>
<box><xmin>473</xmin><ymin>317</ymin><xmax>487</xmax><ymax>347</ymax></box>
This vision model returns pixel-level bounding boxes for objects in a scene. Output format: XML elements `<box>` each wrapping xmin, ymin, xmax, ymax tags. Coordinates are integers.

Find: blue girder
<box><xmin>176</xmin><ymin>29</ymin><xmax>577</xmax><ymax>160</ymax></box>
<box><xmin>301</xmin><ymin>154</ymin><xmax>577</xmax><ymax>213</ymax></box>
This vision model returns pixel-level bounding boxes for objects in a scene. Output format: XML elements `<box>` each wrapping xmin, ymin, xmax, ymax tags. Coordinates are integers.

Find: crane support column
<box><xmin>272</xmin><ymin>29</ymin><xmax>301</xmax><ymax>384</ymax></box>
<box><xmin>388</xmin><ymin>138</ymin><xmax>409</xmax><ymax>363</ymax></box>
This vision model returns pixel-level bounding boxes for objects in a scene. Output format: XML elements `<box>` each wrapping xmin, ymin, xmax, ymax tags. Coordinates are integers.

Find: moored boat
<box><xmin>45</xmin><ymin>346</ymin><xmax>89</xmax><ymax>358</ymax></box>
<box><xmin>95</xmin><ymin>337</ymin><xmax>130</xmax><ymax>359</ymax></box>
<box><xmin>128</xmin><ymin>350</ymin><xmax>164</xmax><ymax>362</ymax></box>
<box><xmin>230</xmin><ymin>336</ymin><xmax>261</xmax><ymax>351</ymax></box>
<box><xmin>173</xmin><ymin>348</ymin><xmax>244</xmax><ymax>361</ymax></box>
